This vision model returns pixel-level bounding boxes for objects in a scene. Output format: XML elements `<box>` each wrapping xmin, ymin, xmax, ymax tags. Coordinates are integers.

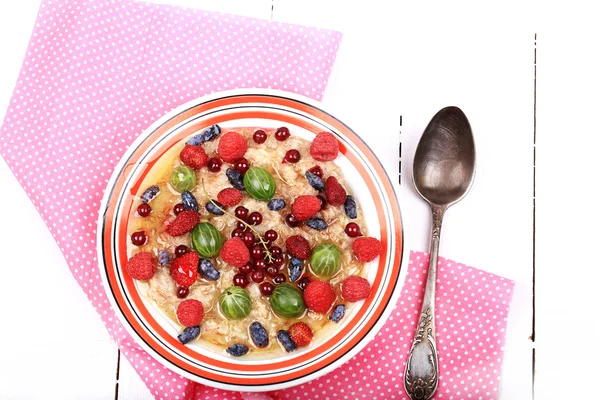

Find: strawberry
<box><xmin>325</xmin><ymin>176</ymin><xmax>346</xmax><ymax>206</ymax></box>
<box><xmin>166</xmin><ymin>210</ymin><xmax>200</xmax><ymax>236</ymax></box>
<box><xmin>180</xmin><ymin>144</ymin><xmax>208</xmax><ymax>169</ymax></box>
<box><xmin>303</xmin><ymin>280</ymin><xmax>335</xmax><ymax>313</ymax></box>
<box><xmin>352</xmin><ymin>237</ymin><xmax>382</xmax><ymax>263</ymax></box>
<box><xmin>285</xmin><ymin>235</ymin><xmax>311</xmax><ymax>260</ymax></box>
<box><xmin>288</xmin><ymin>322</ymin><xmax>313</xmax><ymax>347</ymax></box>
<box><xmin>217</xmin><ymin>188</ymin><xmax>243</xmax><ymax>207</ymax></box>
<box><xmin>342</xmin><ymin>276</ymin><xmax>371</xmax><ymax>302</ymax></box>
<box><xmin>126</xmin><ymin>252</ymin><xmax>156</xmax><ymax>280</ymax></box>
<box><xmin>176</xmin><ymin>299</ymin><xmax>204</xmax><ymax>327</ymax></box>
<box><xmin>171</xmin><ymin>251</ymin><xmax>199</xmax><ymax>287</ymax></box>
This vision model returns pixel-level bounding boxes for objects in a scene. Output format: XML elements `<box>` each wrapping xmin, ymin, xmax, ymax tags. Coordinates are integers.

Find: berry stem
<box><xmin>201</xmin><ymin>179</ymin><xmax>273</xmax><ymax>262</ymax></box>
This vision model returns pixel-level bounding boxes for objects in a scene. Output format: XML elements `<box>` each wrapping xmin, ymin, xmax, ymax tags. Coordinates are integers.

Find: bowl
<box><xmin>98</xmin><ymin>89</ymin><xmax>403</xmax><ymax>391</ymax></box>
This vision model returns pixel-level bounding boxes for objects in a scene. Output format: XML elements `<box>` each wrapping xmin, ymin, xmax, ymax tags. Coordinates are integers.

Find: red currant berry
<box><xmin>345</xmin><ymin>222</ymin><xmax>363</xmax><ymax>238</ymax></box>
<box><xmin>273</xmin><ymin>256</ymin><xmax>284</xmax><ymax>267</ymax></box>
<box><xmin>176</xmin><ymin>286</ymin><xmax>189</xmax><ymax>298</ymax></box>
<box><xmin>266</xmin><ymin>265</ymin><xmax>278</xmax><ymax>278</ymax></box>
<box><xmin>207</xmin><ymin>157</ymin><xmax>222</xmax><ymax>173</ymax></box>
<box><xmin>250</xmin><ymin>270</ymin><xmax>265</xmax><ymax>283</ymax></box>
<box><xmin>273</xmin><ymin>274</ymin><xmax>286</xmax><ymax>285</ymax></box>
<box><xmin>254</xmin><ymin>259</ymin><xmax>267</xmax><ymax>270</ymax></box>
<box><xmin>231</xmin><ymin>228</ymin><xmax>244</xmax><ymax>238</ymax></box>
<box><xmin>235</xmin><ymin>206</ymin><xmax>249</xmax><ymax>220</ymax></box>
<box><xmin>253</xmin><ymin>129</ymin><xmax>267</xmax><ymax>144</ymax></box>
<box><xmin>283</xmin><ymin>149</ymin><xmax>301</xmax><ymax>163</ymax></box>
<box><xmin>316</xmin><ymin>195</ymin><xmax>328</xmax><ymax>210</ymax></box>
<box><xmin>174</xmin><ymin>245</ymin><xmax>188</xmax><ymax>257</ymax></box>
<box><xmin>264</xmin><ymin>229</ymin><xmax>278</xmax><ymax>243</ymax></box>
<box><xmin>297</xmin><ymin>277</ymin><xmax>311</xmax><ymax>291</ymax></box>
<box><xmin>285</xmin><ymin>214</ymin><xmax>301</xmax><ymax>228</ymax></box>
<box><xmin>248</xmin><ymin>212</ymin><xmax>263</xmax><ymax>226</ymax></box>
<box><xmin>131</xmin><ymin>231</ymin><xmax>147</xmax><ymax>246</ymax></box>
<box><xmin>275</xmin><ymin>127</ymin><xmax>290</xmax><ymax>141</ymax></box>
<box><xmin>173</xmin><ymin>203</ymin><xmax>185</xmax><ymax>215</ymax></box>
<box><xmin>270</xmin><ymin>246</ymin><xmax>282</xmax><ymax>258</ymax></box>
<box><xmin>239</xmin><ymin>262</ymin><xmax>254</xmax><ymax>274</ymax></box>
<box><xmin>137</xmin><ymin>203</ymin><xmax>152</xmax><ymax>217</ymax></box>
<box><xmin>242</xmin><ymin>231</ymin><xmax>256</xmax><ymax>248</ymax></box>
<box><xmin>251</xmin><ymin>245</ymin><xmax>264</xmax><ymax>260</ymax></box>
<box><xmin>233</xmin><ymin>157</ymin><xmax>250</xmax><ymax>174</ymax></box>
<box><xmin>308</xmin><ymin>165</ymin><xmax>324</xmax><ymax>179</ymax></box>
<box><xmin>233</xmin><ymin>273</ymin><xmax>249</xmax><ymax>288</ymax></box>
<box><xmin>237</xmin><ymin>221</ymin><xmax>247</xmax><ymax>231</ymax></box>
<box><xmin>259</xmin><ymin>282</ymin><xmax>275</xmax><ymax>296</ymax></box>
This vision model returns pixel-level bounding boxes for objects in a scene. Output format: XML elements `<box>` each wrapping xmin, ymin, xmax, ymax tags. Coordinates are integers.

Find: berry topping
<box><xmin>249</xmin><ymin>321</ymin><xmax>269</xmax><ymax>348</ymax></box>
<box><xmin>283</xmin><ymin>149</ymin><xmax>301</xmax><ymax>163</ymax></box>
<box><xmin>175</xmin><ymin>245</ymin><xmax>188</xmax><ymax>258</ymax></box>
<box><xmin>173</xmin><ymin>203</ymin><xmax>185</xmax><ymax>215</ymax></box>
<box><xmin>273</xmin><ymin>256</ymin><xmax>285</xmax><ymax>267</ymax></box>
<box><xmin>345</xmin><ymin>222</ymin><xmax>362</xmax><ymax>237</ymax></box>
<box><xmin>235</xmin><ymin>206</ymin><xmax>249</xmax><ymax>220</ymax></box>
<box><xmin>255</xmin><ymin>259</ymin><xmax>267</xmax><ymax>270</ymax></box>
<box><xmin>176</xmin><ymin>286</ymin><xmax>189</xmax><ymax>299</ymax></box>
<box><xmin>285</xmin><ymin>213</ymin><xmax>302</xmax><ymax>228</ymax></box>
<box><xmin>218</xmin><ymin>131</ymin><xmax>248</xmax><ymax>163</ymax></box>
<box><xmin>344</xmin><ymin>195</ymin><xmax>357</xmax><ymax>218</ymax></box>
<box><xmin>177</xmin><ymin>326</ymin><xmax>200</xmax><ymax>344</ymax></box>
<box><xmin>226</xmin><ymin>343</ymin><xmax>249</xmax><ymax>357</ymax></box>
<box><xmin>158</xmin><ymin>250</ymin><xmax>170</xmax><ymax>266</ymax></box>
<box><xmin>167</xmin><ymin>210</ymin><xmax>201</xmax><ymax>236</ymax></box>
<box><xmin>342</xmin><ymin>276</ymin><xmax>372</xmax><ymax>302</ymax></box>
<box><xmin>253</xmin><ymin>129</ymin><xmax>267</xmax><ymax>144</ymax></box>
<box><xmin>316</xmin><ymin>195</ymin><xmax>327</xmax><ymax>210</ymax></box>
<box><xmin>329</xmin><ymin>304</ymin><xmax>346</xmax><ymax>323</ymax></box>
<box><xmin>220</xmin><ymin>237</ymin><xmax>251</xmax><ymax>267</ymax></box>
<box><xmin>250</xmin><ymin>269</ymin><xmax>265</xmax><ymax>283</ymax></box>
<box><xmin>288</xmin><ymin>257</ymin><xmax>303</xmax><ymax>282</ymax></box>
<box><xmin>233</xmin><ymin>273</ymin><xmax>249</xmax><ymax>288</ymax></box>
<box><xmin>207</xmin><ymin>157</ymin><xmax>222</xmax><ymax>173</ymax></box>
<box><xmin>248</xmin><ymin>212</ymin><xmax>263</xmax><ymax>226</ymax></box>
<box><xmin>306</xmin><ymin>217</ymin><xmax>328</xmax><ymax>231</ymax></box>
<box><xmin>251</xmin><ymin>245</ymin><xmax>264</xmax><ymax>260</ymax></box>
<box><xmin>233</xmin><ymin>157</ymin><xmax>250</xmax><ymax>174</ymax></box>
<box><xmin>270</xmin><ymin>246</ymin><xmax>283</xmax><ymax>258</ymax></box>
<box><xmin>277</xmin><ymin>330</ymin><xmax>297</xmax><ymax>352</ymax></box>
<box><xmin>303</xmin><ymin>280</ymin><xmax>335</xmax><ymax>313</ymax></box>
<box><xmin>288</xmin><ymin>322</ymin><xmax>313</xmax><ymax>347</ymax></box>
<box><xmin>273</xmin><ymin>273</ymin><xmax>286</xmax><ymax>285</ymax></box>
<box><xmin>205</xmin><ymin>200</ymin><xmax>225</xmax><ymax>215</ymax></box>
<box><xmin>181</xmin><ymin>191</ymin><xmax>199</xmax><ymax>212</ymax></box>
<box><xmin>308</xmin><ymin>165</ymin><xmax>324</xmax><ymax>179</ymax></box>
<box><xmin>325</xmin><ymin>176</ymin><xmax>347</xmax><ymax>206</ymax></box>
<box><xmin>267</xmin><ymin>198</ymin><xmax>286</xmax><ymax>211</ymax></box>
<box><xmin>259</xmin><ymin>282</ymin><xmax>275</xmax><ymax>296</ymax></box>
<box><xmin>176</xmin><ymin>299</ymin><xmax>204</xmax><ymax>327</ymax></box>
<box><xmin>126</xmin><ymin>252</ymin><xmax>156</xmax><ymax>280</ymax></box>
<box><xmin>186</xmin><ymin>124</ymin><xmax>221</xmax><ymax>145</ymax></box>
<box><xmin>131</xmin><ymin>231</ymin><xmax>147</xmax><ymax>246</ymax></box>
<box><xmin>198</xmin><ymin>258</ymin><xmax>220</xmax><ymax>281</ymax></box>
<box><xmin>171</xmin><ymin>252</ymin><xmax>199</xmax><ymax>287</ymax></box>
<box><xmin>141</xmin><ymin>185</ymin><xmax>160</xmax><ymax>203</ymax></box>
<box><xmin>266</xmin><ymin>265</ymin><xmax>278</xmax><ymax>278</ymax></box>
<box><xmin>265</xmin><ymin>229</ymin><xmax>278</xmax><ymax>242</ymax></box>
<box><xmin>137</xmin><ymin>203</ymin><xmax>152</xmax><ymax>217</ymax></box>
<box><xmin>352</xmin><ymin>237</ymin><xmax>382</xmax><ymax>263</ymax></box>
<box><xmin>226</xmin><ymin>168</ymin><xmax>246</xmax><ymax>190</ymax></box>
<box><xmin>242</xmin><ymin>231</ymin><xmax>257</xmax><ymax>248</ymax></box>
<box><xmin>285</xmin><ymin>235</ymin><xmax>311</xmax><ymax>260</ymax></box>
<box><xmin>305</xmin><ymin>171</ymin><xmax>325</xmax><ymax>191</ymax></box>
<box><xmin>275</xmin><ymin>126</ymin><xmax>290</xmax><ymax>141</ymax></box>
<box><xmin>180</xmin><ymin>144</ymin><xmax>208</xmax><ymax>169</ymax></box>
<box><xmin>297</xmin><ymin>277</ymin><xmax>311</xmax><ymax>291</ymax></box>
<box><xmin>217</xmin><ymin>188</ymin><xmax>243</xmax><ymax>207</ymax></box>
<box><xmin>231</xmin><ymin>228</ymin><xmax>244</xmax><ymax>238</ymax></box>
<box><xmin>239</xmin><ymin>262</ymin><xmax>253</xmax><ymax>274</ymax></box>
<box><xmin>310</xmin><ymin>132</ymin><xmax>339</xmax><ymax>161</ymax></box>
<box><xmin>291</xmin><ymin>195</ymin><xmax>322</xmax><ymax>221</ymax></box>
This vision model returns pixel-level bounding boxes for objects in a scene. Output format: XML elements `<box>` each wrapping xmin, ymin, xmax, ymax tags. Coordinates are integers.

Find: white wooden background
<box><xmin>1</xmin><ymin>1</ymin><xmax>598</xmax><ymax>399</ymax></box>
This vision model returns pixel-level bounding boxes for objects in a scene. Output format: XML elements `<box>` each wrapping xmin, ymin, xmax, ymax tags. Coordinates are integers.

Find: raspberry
<box><xmin>291</xmin><ymin>195</ymin><xmax>322</xmax><ymax>220</ymax></box>
<box><xmin>288</xmin><ymin>322</ymin><xmax>313</xmax><ymax>347</ymax></box>
<box><xmin>325</xmin><ymin>177</ymin><xmax>346</xmax><ymax>206</ymax></box>
<box><xmin>303</xmin><ymin>280</ymin><xmax>335</xmax><ymax>313</ymax></box>
<box><xmin>176</xmin><ymin>299</ymin><xmax>204</xmax><ymax>327</ymax></box>
<box><xmin>180</xmin><ymin>144</ymin><xmax>208</xmax><ymax>169</ymax></box>
<box><xmin>218</xmin><ymin>131</ymin><xmax>248</xmax><ymax>163</ymax></box>
<box><xmin>352</xmin><ymin>237</ymin><xmax>382</xmax><ymax>263</ymax></box>
<box><xmin>310</xmin><ymin>132</ymin><xmax>339</xmax><ymax>161</ymax></box>
<box><xmin>220</xmin><ymin>237</ymin><xmax>250</xmax><ymax>267</ymax></box>
<box><xmin>166</xmin><ymin>210</ymin><xmax>200</xmax><ymax>236</ymax></box>
<box><xmin>217</xmin><ymin>188</ymin><xmax>243</xmax><ymax>207</ymax></box>
<box><xmin>342</xmin><ymin>276</ymin><xmax>371</xmax><ymax>302</ymax></box>
<box><xmin>171</xmin><ymin>251</ymin><xmax>199</xmax><ymax>287</ymax></box>
<box><xmin>126</xmin><ymin>252</ymin><xmax>156</xmax><ymax>280</ymax></box>
<box><xmin>285</xmin><ymin>235</ymin><xmax>311</xmax><ymax>260</ymax></box>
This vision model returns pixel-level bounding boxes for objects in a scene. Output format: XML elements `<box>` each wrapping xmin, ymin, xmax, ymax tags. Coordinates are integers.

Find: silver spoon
<box><xmin>404</xmin><ymin>106</ymin><xmax>476</xmax><ymax>400</ymax></box>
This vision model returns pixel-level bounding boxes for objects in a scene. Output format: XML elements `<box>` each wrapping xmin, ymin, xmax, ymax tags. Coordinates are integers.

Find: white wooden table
<box><xmin>1</xmin><ymin>1</ymin><xmax>597</xmax><ymax>399</ymax></box>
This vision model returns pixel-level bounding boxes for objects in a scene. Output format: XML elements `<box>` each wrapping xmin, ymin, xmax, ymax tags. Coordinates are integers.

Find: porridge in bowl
<box><xmin>125</xmin><ymin>125</ymin><xmax>382</xmax><ymax>358</ymax></box>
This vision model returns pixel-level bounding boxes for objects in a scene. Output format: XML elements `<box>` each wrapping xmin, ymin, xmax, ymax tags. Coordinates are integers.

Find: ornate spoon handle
<box><xmin>404</xmin><ymin>205</ymin><xmax>445</xmax><ymax>400</ymax></box>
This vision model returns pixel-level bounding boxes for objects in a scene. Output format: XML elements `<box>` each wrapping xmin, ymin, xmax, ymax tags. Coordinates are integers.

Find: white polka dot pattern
<box><xmin>0</xmin><ymin>1</ymin><xmax>341</xmax><ymax>399</ymax></box>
